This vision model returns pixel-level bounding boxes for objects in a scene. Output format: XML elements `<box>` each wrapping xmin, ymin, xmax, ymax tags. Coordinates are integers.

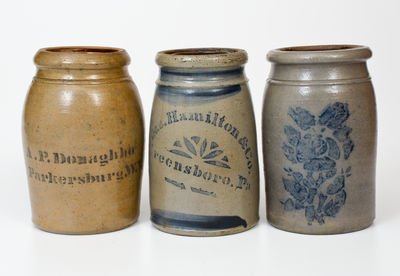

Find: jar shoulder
<box><xmin>262</xmin><ymin>81</ymin><xmax>377</xmax><ymax>130</ymax></box>
<box><xmin>263</xmin><ymin>81</ymin><xmax>375</xmax><ymax>104</ymax></box>
<box><xmin>25</xmin><ymin>80</ymin><xmax>142</xmax><ymax>113</ymax></box>
<box><xmin>23</xmin><ymin>80</ymin><xmax>144</xmax><ymax>138</ymax></box>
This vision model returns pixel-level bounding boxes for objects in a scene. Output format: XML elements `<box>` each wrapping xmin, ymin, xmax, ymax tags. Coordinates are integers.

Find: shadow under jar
<box><xmin>262</xmin><ymin>45</ymin><xmax>377</xmax><ymax>234</ymax></box>
<box><xmin>149</xmin><ymin>48</ymin><xmax>259</xmax><ymax>236</ymax></box>
<box><xmin>22</xmin><ymin>47</ymin><xmax>144</xmax><ymax>234</ymax></box>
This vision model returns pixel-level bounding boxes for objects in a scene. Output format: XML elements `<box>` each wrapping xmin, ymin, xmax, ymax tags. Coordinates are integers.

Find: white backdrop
<box><xmin>0</xmin><ymin>0</ymin><xmax>399</xmax><ymax>275</ymax></box>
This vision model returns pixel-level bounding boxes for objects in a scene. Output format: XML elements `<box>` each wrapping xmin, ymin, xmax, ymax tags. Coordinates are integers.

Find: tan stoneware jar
<box><xmin>149</xmin><ymin>48</ymin><xmax>259</xmax><ymax>236</ymax></box>
<box><xmin>262</xmin><ymin>45</ymin><xmax>377</xmax><ymax>234</ymax></box>
<box><xmin>22</xmin><ymin>46</ymin><xmax>144</xmax><ymax>234</ymax></box>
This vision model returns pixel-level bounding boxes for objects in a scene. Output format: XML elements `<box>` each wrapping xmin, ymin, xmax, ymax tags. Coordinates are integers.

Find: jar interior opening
<box><xmin>280</xmin><ymin>45</ymin><xmax>359</xmax><ymax>52</ymax></box>
<box><xmin>46</xmin><ymin>47</ymin><xmax>120</xmax><ymax>53</ymax></box>
<box><xmin>165</xmin><ymin>48</ymin><xmax>237</xmax><ymax>56</ymax></box>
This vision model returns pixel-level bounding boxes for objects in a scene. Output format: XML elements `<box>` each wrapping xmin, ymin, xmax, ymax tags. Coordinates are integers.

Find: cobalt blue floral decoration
<box><xmin>263</xmin><ymin>45</ymin><xmax>377</xmax><ymax>234</ymax></box>
<box><xmin>281</xmin><ymin>102</ymin><xmax>353</xmax><ymax>225</ymax></box>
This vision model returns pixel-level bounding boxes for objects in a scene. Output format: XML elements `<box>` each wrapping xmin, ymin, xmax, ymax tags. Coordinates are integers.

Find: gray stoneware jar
<box><xmin>262</xmin><ymin>45</ymin><xmax>377</xmax><ymax>234</ymax></box>
<box><xmin>150</xmin><ymin>48</ymin><xmax>259</xmax><ymax>236</ymax></box>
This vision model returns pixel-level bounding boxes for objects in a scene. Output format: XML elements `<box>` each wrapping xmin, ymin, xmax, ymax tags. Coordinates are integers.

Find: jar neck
<box><xmin>157</xmin><ymin>66</ymin><xmax>247</xmax><ymax>88</ymax></box>
<box><xmin>268</xmin><ymin>61</ymin><xmax>370</xmax><ymax>84</ymax></box>
<box><xmin>34</xmin><ymin>66</ymin><xmax>131</xmax><ymax>83</ymax></box>
<box><xmin>33</xmin><ymin>47</ymin><xmax>131</xmax><ymax>83</ymax></box>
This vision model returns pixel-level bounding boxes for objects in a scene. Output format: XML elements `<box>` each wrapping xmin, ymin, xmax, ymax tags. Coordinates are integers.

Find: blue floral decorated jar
<box><xmin>262</xmin><ymin>45</ymin><xmax>377</xmax><ymax>234</ymax></box>
<box><xmin>150</xmin><ymin>48</ymin><xmax>259</xmax><ymax>236</ymax></box>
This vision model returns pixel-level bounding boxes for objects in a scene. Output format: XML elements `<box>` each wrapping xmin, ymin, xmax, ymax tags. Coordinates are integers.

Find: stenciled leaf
<box><xmin>169</xmin><ymin>149</ymin><xmax>192</xmax><ymax>159</ymax></box>
<box><xmin>283</xmin><ymin>198</ymin><xmax>294</xmax><ymax>211</ymax></box>
<box><xmin>343</xmin><ymin>139</ymin><xmax>354</xmax><ymax>160</ymax></box>
<box><xmin>295</xmin><ymin>200</ymin><xmax>305</xmax><ymax>210</ymax></box>
<box><xmin>202</xmin><ymin>150</ymin><xmax>223</xmax><ymax>159</ymax></box>
<box><xmin>326</xmin><ymin>137</ymin><xmax>340</xmax><ymax>160</ymax></box>
<box><xmin>288</xmin><ymin>107</ymin><xmax>316</xmax><ymax>131</ymax></box>
<box><xmin>327</xmin><ymin>175</ymin><xmax>345</xmax><ymax>195</ymax></box>
<box><xmin>204</xmin><ymin>160</ymin><xmax>230</xmax><ymax>169</ymax></box>
<box><xmin>200</xmin><ymin>138</ymin><xmax>207</xmax><ymax>157</ymax></box>
<box><xmin>282</xmin><ymin>143</ymin><xmax>297</xmax><ymax>164</ymax></box>
<box><xmin>303</xmin><ymin>157</ymin><xmax>336</xmax><ymax>172</ymax></box>
<box><xmin>323</xmin><ymin>190</ymin><xmax>346</xmax><ymax>217</ymax></box>
<box><xmin>283</xmin><ymin>177</ymin><xmax>308</xmax><ymax>202</ymax></box>
<box><xmin>335</xmin><ymin>190</ymin><xmax>346</xmax><ymax>206</ymax></box>
<box><xmin>318</xmin><ymin>102</ymin><xmax>350</xmax><ymax>130</ymax></box>
<box><xmin>292</xmin><ymin>172</ymin><xmax>303</xmax><ymax>182</ymax></box>
<box><xmin>325</xmin><ymin>168</ymin><xmax>337</xmax><ymax>179</ymax></box>
<box><xmin>306</xmin><ymin>188</ymin><xmax>317</xmax><ymax>204</ymax></box>
<box><xmin>333</xmin><ymin>126</ymin><xmax>353</xmax><ymax>142</ymax></box>
<box><xmin>284</xmin><ymin>125</ymin><xmax>301</xmax><ymax>146</ymax></box>
<box><xmin>183</xmin><ymin>137</ymin><xmax>197</xmax><ymax>156</ymax></box>
<box><xmin>305</xmin><ymin>205</ymin><xmax>316</xmax><ymax>224</ymax></box>
<box><xmin>317</xmin><ymin>193</ymin><xmax>327</xmax><ymax>212</ymax></box>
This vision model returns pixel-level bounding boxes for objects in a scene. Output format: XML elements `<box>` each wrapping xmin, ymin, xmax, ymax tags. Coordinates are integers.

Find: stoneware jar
<box><xmin>262</xmin><ymin>45</ymin><xmax>377</xmax><ymax>234</ymax></box>
<box><xmin>23</xmin><ymin>47</ymin><xmax>144</xmax><ymax>234</ymax></box>
<box><xmin>149</xmin><ymin>48</ymin><xmax>259</xmax><ymax>236</ymax></box>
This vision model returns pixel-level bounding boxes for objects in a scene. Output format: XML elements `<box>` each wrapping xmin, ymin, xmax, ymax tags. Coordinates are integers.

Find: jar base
<box><xmin>151</xmin><ymin>220</ymin><xmax>258</xmax><ymax>237</ymax></box>
<box><xmin>32</xmin><ymin>218</ymin><xmax>138</xmax><ymax>235</ymax></box>
<box><xmin>267</xmin><ymin>215</ymin><xmax>374</xmax><ymax>235</ymax></box>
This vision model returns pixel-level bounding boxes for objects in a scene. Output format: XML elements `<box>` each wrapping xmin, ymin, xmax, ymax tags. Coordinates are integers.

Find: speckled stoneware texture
<box><xmin>23</xmin><ymin>47</ymin><xmax>144</xmax><ymax>234</ymax></box>
<box><xmin>262</xmin><ymin>45</ymin><xmax>377</xmax><ymax>234</ymax></box>
<box><xmin>149</xmin><ymin>48</ymin><xmax>259</xmax><ymax>236</ymax></box>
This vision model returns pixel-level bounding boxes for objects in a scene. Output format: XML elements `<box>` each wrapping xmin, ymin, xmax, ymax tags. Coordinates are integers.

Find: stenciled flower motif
<box><xmin>288</xmin><ymin>107</ymin><xmax>316</xmax><ymax>131</ymax></box>
<box><xmin>281</xmin><ymin>102</ymin><xmax>354</xmax><ymax>225</ymax></box>
<box><xmin>169</xmin><ymin>136</ymin><xmax>231</xmax><ymax>169</ymax></box>
<box><xmin>319</xmin><ymin>102</ymin><xmax>350</xmax><ymax>130</ymax></box>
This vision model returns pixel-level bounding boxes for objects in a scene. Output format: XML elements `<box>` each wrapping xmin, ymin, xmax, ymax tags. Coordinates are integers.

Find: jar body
<box><xmin>22</xmin><ymin>47</ymin><xmax>144</xmax><ymax>234</ymax></box>
<box><xmin>262</xmin><ymin>47</ymin><xmax>376</xmax><ymax>234</ymax></box>
<box><xmin>150</xmin><ymin>53</ymin><xmax>259</xmax><ymax>236</ymax></box>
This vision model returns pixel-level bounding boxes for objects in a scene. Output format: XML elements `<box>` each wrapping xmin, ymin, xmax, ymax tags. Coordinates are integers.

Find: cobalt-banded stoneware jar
<box><xmin>150</xmin><ymin>48</ymin><xmax>259</xmax><ymax>236</ymax></box>
<box><xmin>262</xmin><ymin>45</ymin><xmax>377</xmax><ymax>234</ymax></box>
<box><xmin>23</xmin><ymin>47</ymin><xmax>144</xmax><ymax>234</ymax></box>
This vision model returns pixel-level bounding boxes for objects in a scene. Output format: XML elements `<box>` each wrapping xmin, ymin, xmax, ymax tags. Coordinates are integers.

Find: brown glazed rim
<box><xmin>156</xmin><ymin>48</ymin><xmax>248</xmax><ymax>68</ymax></box>
<box><xmin>267</xmin><ymin>45</ymin><xmax>372</xmax><ymax>64</ymax></box>
<box><xmin>34</xmin><ymin>46</ymin><xmax>130</xmax><ymax>69</ymax></box>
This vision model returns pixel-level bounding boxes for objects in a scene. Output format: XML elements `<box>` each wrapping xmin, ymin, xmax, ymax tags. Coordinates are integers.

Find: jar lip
<box><xmin>156</xmin><ymin>48</ymin><xmax>248</xmax><ymax>68</ymax></box>
<box><xmin>267</xmin><ymin>44</ymin><xmax>372</xmax><ymax>64</ymax></box>
<box><xmin>34</xmin><ymin>46</ymin><xmax>130</xmax><ymax>69</ymax></box>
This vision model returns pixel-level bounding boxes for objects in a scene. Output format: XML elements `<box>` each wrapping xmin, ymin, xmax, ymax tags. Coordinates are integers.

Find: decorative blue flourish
<box><xmin>281</xmin><ymin>102</ymin><xmax>354</xmax><ymax>225</ymax></box>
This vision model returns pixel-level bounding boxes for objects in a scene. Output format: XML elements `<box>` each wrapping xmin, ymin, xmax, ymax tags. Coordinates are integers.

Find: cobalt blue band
<box><xmin>160</xmin><ymin>67</ymin><xmax>244</xmax><ymax>80</ymax></box>
<box><xmin>151</xmin><ymin>209</ymin><xmax>247</xmax><ymax>231</ymax></box>
<box><xmin>157</xmin><ymin>84</ymin><xmax>241</xmax><ymax>97</ymax></box>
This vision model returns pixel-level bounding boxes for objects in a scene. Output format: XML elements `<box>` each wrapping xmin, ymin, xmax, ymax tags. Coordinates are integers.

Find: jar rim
<box><xmin>34</xmin><ymin>46</ymin><xmax>130</xmax><ymax>69</ymax></box>
<box><xmin>267</xmin><ymin>44</ymin><xmax>372</xmax><ymax>64</ymax></box>
<box><xmin>156</xmin><ymin>48</ymin><xmax>248</xmax><ymax>68</ymax></box>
